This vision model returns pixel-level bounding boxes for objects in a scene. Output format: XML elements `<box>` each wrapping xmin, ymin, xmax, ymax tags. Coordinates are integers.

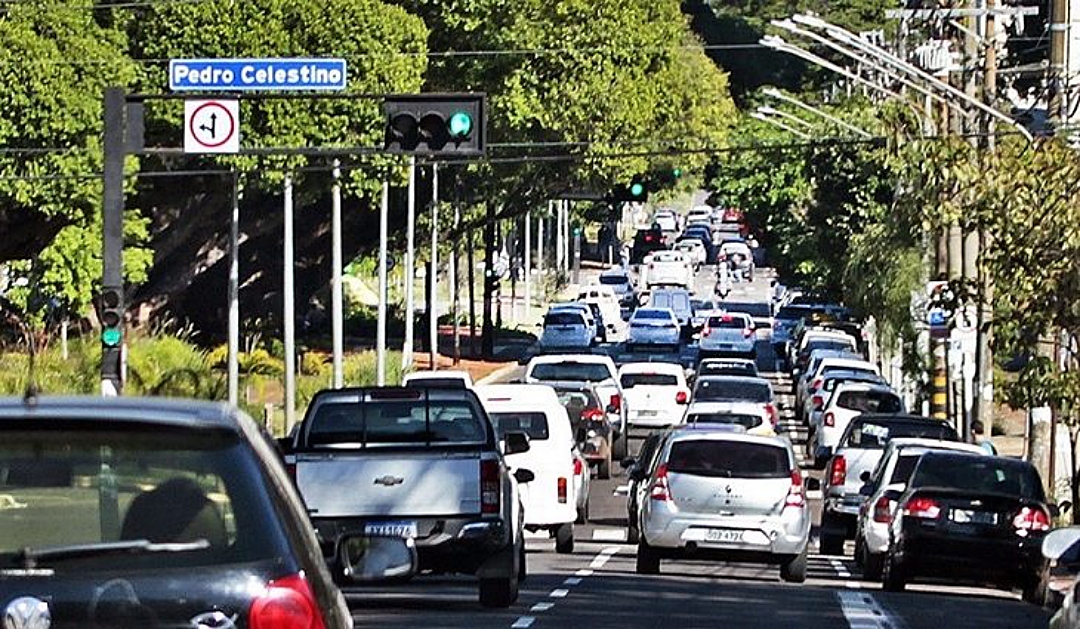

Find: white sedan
<box><xmin>627</xmin><ymin>308</ymin><xmax>681</xmax><ymax>351</ymax></box>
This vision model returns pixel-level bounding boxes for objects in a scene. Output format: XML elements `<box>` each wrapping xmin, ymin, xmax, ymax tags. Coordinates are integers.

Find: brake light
<box><xmin>650</xmin><ymin>464</ymin><xmax>672</xmax><ymax>502</ymax></box>
<box><xmin>557</xmin><ymin>477</ymin><xmax>568</xmax><ymax>503</ymax></box>
<box><xmin>784</xmin><ymin>469</ymin><xmax>805</xmax><ymax>509</ymax></box>
<box><xmin>1013</xmin><ymin>506</ymin><xmax>1051</xmax><ymax>534</ymax></box>
<box><xmin>743</xmin><ymin>327</ymin><xmax>754</xmax><ymax>338</ymax></box>
<box><xmin>573</xmin><ymin>458</ymin><xmax>584</xmax><ymax>476</ymax></box>
<box><xmin>581</xmin><ymin>407</ymin><xmax>605</xmax><ymax>421</ymax></box>
<box><xmin>902</xmin><ymin>496</ymin><xmax>941</xmax><ymax>520</ymax></box>
<box><xmin>824</xmin><ymin>412</ymin><xmax>836</xmax><ymax>427</ymax></box>
<box><xmin>249</xmin><ymin>573</ymin><xmax>326</xmax><ymax>629</ymax></box>
<box><xmin>873</xmin><ymin>496</ymin><xmax>894</xmax><ymax>523</ymax></box>
<box><xmin>722</xmin><ymin>314</ymin><xmax>733</xmax><ymax>322</ymax></box>
<box><xmin>764</xmin><ymin>403</ymin><xmax>779</xmax><ymax>427</ymax></box>
<box><xmin>481</xmin><ymin>459</ymin><xmax>500</xmax><ymax>515</ymax></box>
<box><xmin>810</xmin><ymin>377</ymin><xmax>823</xmax><ymax>391</ymax></box>
<box><xmin>811</xmin><ymin>395</ymin><xmax>824</xmax><ymax>410</ymax></box>
<box><xmin>609</xmin><ymin>394</ymin><xmax>621</xmax><ymax>412</ymax></box>
<box><xmin>829</xmin><ymin>456</ymin><xmax>846</xmax><ymax>486</ymax></box>
<box><xmin>675</xmin><ymin>390</ymin><xmax>688</xmax><ymax>404</ymax></box>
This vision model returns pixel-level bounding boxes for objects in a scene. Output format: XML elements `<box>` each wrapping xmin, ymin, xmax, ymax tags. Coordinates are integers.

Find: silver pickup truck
<box><xmin>818</xmin><ymin>413</ymin><xmax>959</xmax><ymax>556</ymax></box>
<box><xmin>284</xmin><ymin>387</ymin><xmax>531</xmax><ymax>608</ymax></box>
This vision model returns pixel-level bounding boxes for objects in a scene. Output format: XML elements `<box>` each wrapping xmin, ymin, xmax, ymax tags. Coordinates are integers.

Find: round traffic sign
<box><xmin>188</xmin><ymin>101</ymin><xmax>237</xmax><ymax>149</ymax></box>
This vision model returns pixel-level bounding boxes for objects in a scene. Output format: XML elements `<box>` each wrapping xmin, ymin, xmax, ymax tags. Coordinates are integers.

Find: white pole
<box><xmin>377</xmin><ymin>180</ymin><xmax>389</xmax><ymax>386</ymax></box>
<box><xmin>228</xmin><ymin>171</ymin><xmax>240</xmax><ymax>406</ymax></box>
<box><xmin>537</xmin><ymin>206</ymin><xmax>545</xmax><ymax>282</ymax></box>
<box><xmin>564</xmin><ymin>200</ymin><xmax>572</xmax><ymax>274</ymax></box>
<box><xmin>555</xmin><ymin>200</ymin><xmax>563</xmax><ymax>271</ymax></box>
<box><xmin>283</xmin><ymin>174</ymin><xmax>296</xmax><ymax>434</ymax></box>
<box><xmin>524</xmin><ymin>209</ymin><xmax>531</xmax><ymax>320</ymax></box>
<box><xmin>331</xmin><ymin>160</ymin><xmax>344</xmax><ymax>389</ymax></box>
<box><xmin>429</xmin><ymin>163</ymin><xmax>439</xmax><ymax>371</ymax></box>
<box><xmin>403</xmin><ymin>156</ymin><xmax>416</xmax><ymax>371</ymax></box>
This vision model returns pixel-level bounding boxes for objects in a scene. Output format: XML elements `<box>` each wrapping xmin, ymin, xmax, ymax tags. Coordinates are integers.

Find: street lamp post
<box><xmin>762</xmin><ymin>88</ymin><xmax>873</xmax><ymax>138</ymax></box>
<box><xmin>750</xmin><ymin>111</ymin><xmax>811</xmax><ymax>139</ymax></box>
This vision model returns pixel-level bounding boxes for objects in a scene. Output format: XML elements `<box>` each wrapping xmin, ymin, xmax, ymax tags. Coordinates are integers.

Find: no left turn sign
<box><xmin>184</xmin><ymin>99</ymin><xmax>240</xmax><ymax>154</ymax></box>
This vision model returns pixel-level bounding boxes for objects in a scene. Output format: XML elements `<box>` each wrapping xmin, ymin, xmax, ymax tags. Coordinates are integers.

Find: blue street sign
<box><xmin>169</xmin><ymin>58</ymin><xmax>347</xmax><ymax>92</ymax></box>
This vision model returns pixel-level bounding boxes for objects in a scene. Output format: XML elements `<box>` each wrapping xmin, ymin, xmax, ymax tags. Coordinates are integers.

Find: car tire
<box><xmin>862</xmin><ymin>545</ymin><xmax>885</xmax><ymax>581</ymax></box>
<box><xmin>780</xmin><ymin>547</ymin><xmax>808</xmax><ymax>583</ymax></box>
<box><xmin>555</xmin><ymin>523</ymin><xmax>575</xmax><ymax>554</ymax></box>
<box><xmin>577</xmin><ymin>499</ymin><xmax>590</xmax><ymax>524</ymax></box>
<box><xmin>479</xmin><ymin>572</ymin><xmax>519</xmax><ymax>608</ymax></box>
<box><xmin>636</xmin><ymin>540</ymin><xmax>661</xmax><ymax>575</ymax></box>
<box><xmin>818</xmin><ymin>515</ymin><xmax>845</xmax><ymax>556</ymax></box>
<box><xmin>598</xmin><ymin>449</ymin><xmax>612</xmax><ymax>480</ymax></box>
<box><xmin>627</xmin><ymin>521</ymin><xmax>640</xmax><ymax>544</ymax></box>
<box><xmin>612</xmin><ymin>433</ymin><xmax>628</xmax><ymax>460</ymax></box>
<box><xmin>882</xmin><ymin>554</ymin><xmax>907</xmax><ymax>592</ymax></box>
<box><xmin>1021</xmin><ymin>579</ymin><xmax>1044</xmax><ymax>605</ymax></box>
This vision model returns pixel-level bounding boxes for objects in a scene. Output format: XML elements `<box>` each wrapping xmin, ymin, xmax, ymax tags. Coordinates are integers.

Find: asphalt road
<box><xmin>349</xmin><ymin>265</ymin><xmax>1051</xmax><ymax>629</ymax></box>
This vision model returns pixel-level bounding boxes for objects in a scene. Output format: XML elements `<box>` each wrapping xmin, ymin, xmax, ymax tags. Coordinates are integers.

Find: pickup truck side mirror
<box><xmin>628</xmin><ymin>467</ymin><xmax>648</xmax><ymax>483</ymax></box>
<box><xmin>859</xmin><ymin>483</ymin><xmax>875</xmax><ymax>497</ymax></box>
<box><xmin>276</xmin><ymin>436</ymin><xmax>294</xmax><ymax>455</ymax></box>
<box><xmin>860</xmin><ymin>470</ymin><xmax>872</xmax><ymax>483</ymax></box>
<box><xmin>620</xmin><ymin>457</ymin><xmax>636</xmax><ymax>470</ymax></box>
<box><xmin>503</xmin><ymin>431</ymin><xmax>531</xmax><ymax>456</ymax></box>
<box><xmin>513</xmin><ymin>468</ymin><xmax>535</xmax><ymax>484</ymax></box>
<box><xmin>606</xmin><ymin>404</ymin><xmax>620</xmax><ymax>415</ymax></box>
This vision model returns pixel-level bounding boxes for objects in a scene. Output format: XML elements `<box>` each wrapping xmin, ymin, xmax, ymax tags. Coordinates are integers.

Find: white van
<box><xmin>476</xmin><ymin>384</ymin><xmax>581</xmax><ymax>554</ymax></box>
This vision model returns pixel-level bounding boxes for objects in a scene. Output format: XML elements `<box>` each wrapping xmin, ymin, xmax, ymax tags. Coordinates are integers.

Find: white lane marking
<box><xmin>830</xmin><ymin>558</ymin><xmax>862</xmax><ymax>590</ymax></box>
<box><xmin>549</xmin><ymin>588</ymin><xmax>570</xmax><ymax>598</ymax></box>
<box><xmin>592</xmin><ymin>528</ymin><xmax>628</xmax><ymax>542</ymax></box>
<box><xmin>836</xmin><ymin>591</ymin><xmax>901</xmax><ymax>629</ymax></box>
<box><xmin>575</xmin><ymin>569</ymin><xmax>594</xmax><ymax>577</ymax></box>
<box><xmin>589</xmin><ymin>546</ymin><xmax>621</xmax><ymax>569</ymax></box>
<box><xmin>511</xmin><ymin>617</ymin><xmax>536</xmax><ymax>628</ymax></box>
<box><xmin>563</xmin><ymin>577</ymin><xmax>583</xmax><ymax>585</ymax></box>
<box><xmin>530</xmin><ymin>602</ymin><xmax>554</xmax><ymax>612</ymax></box>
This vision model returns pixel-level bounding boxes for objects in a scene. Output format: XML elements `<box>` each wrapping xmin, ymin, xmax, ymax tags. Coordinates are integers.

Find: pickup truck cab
<box><xmin>477</xmin><ymin>384</ymin><xmax>583</xmax><ymax>553</ymax></box>
<box><xmin>402</xmin><ymin>370</ymin><xmax>475</xmax><ymax>389</ymax></box>
<box><xmin>285</xmin><ymin>387</ymin><xmax>529</xmax><ymax>607</ymax></box>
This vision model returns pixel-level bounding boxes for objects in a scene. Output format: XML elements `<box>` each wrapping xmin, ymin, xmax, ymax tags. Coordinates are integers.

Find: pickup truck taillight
<box><xmin>608</xmin><ymin>394</ymin><xmax>621</xmax><ymax>413</ymax></box>
<box><xmin>249</xmin><ymin>573</ymin><xmax>327</xmax><ymax>629</ymax></box>
<box><xmin>557</xmin><ymin>477</ymin><xmax>568</xmax><ymax>503</ymax></box>
<box><xmin>811</xmin><ymin>395</ymin><xmax>824</xmax><ymax>410</ymax></box>
<box><xmin>481</xmin><ymin>460</ymin><xmax>500</xmax><ymax>515</ymax></box>
<box><xmin>828</xmin><ymin>455</ymin><xmax>846</xmax><ymax>487</ymax></box>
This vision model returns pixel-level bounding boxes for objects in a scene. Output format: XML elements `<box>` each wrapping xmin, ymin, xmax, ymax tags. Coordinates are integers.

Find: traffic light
<box><xmin>610</xmin><ymin>175</ymin><xmax>649</xmax><ymax>203</ymax></box>
<box><xmin>99</xmin><ymin>287</ymin><xmax>123</xmax><ymax>347</ymax></box>
<box><xmin>383</xmin><ymin>94</ymin><xmax>486</xmax><ymax>156</ymax></box>
<box><xmin>672</xmin><ymin>167</ymin><xmax>683</xmax><ymax>179</ymax></box>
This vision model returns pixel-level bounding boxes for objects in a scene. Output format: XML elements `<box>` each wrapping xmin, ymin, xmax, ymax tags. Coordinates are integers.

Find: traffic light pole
<box><xmin>403</xmin><ymin>156</ymin><xmax>417</xmax><ymax>371</ymax></box>
<box><xmin>482</xmin><ymin>202</ymin><xmax>496</xmax><ymax>359</ymax></box>
<box><xmin>101</xmin><ymin>87</ymin><xmax>126</xmax><ymax>397</ymax></box>
<box><xmin>429</xmin><ymin>163</ymin><xmax>439</xmax><ymax>371</ymax></box>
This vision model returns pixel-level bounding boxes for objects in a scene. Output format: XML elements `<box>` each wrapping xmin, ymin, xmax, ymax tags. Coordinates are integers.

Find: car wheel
<box><xmin>818</xmin><ymin>515</ymin><xmax>845</xmax><ymax>556</ymax></box>
<box><xmin>598</xmin><ymin>448</ymin><xmax>612</xmax><ymax>480</ymax></box>
<box><xmin>1021</xmin><ymin>578</ymin><xmax>1045</xmax><ymax>605</ymax></box>
<box><xmin>882</xmin><ymin>553</ymin><xmax>907</xmax><ymax>592</ymax></box>
<box><xmin>479</xmin><ymin>572</ymin><xmax>519</xmax><ymax>608</ymax></box>
<box><xmin>862</xmin><ymin>548</ymin><xmax>885</xmax><ymax>581</ymax></box>
<box><xmin>627</xmin><ymin>521</ymin><xmax>640</xmax><ymax>544</ymax></box>
<box><xmin>636</xmin><ymin>540</ymin><xmax>661</xmax><ymax>575</ymax></box>
<box><xmin>518</xmin><ymin>540</ymin><xmax>527</xmax><ymax>584</ymax></box>
<box><xmin>612</xmin><ymin>433</ymin><xmax>628</xmax><ymax>460</ymax></box>
<box><xmin>780</xmin><ymin>546</ymin><xmax>808</xmax><ymax>583</ymax></box>
<box><xmin>577</xmin><ymin>498</ymin><xmax>590</xmax><ymax>524</ymax></box>
<box><xmin>555</xmin><ymin>523</ymin><xmax>575</xmax><ymax>554</ymax></box>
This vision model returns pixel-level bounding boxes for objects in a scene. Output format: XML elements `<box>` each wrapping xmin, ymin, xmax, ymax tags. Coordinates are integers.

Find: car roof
<box><xmin>887</xmin><ymin>438</ymin><xmax>984</xmax><ymax>456</ymax></box>
<box><xmin>816</xmin><ymin>357</ymin><xmax>876</xmax><ymax>370</ymax></box>
<box><xmin>687</xmin><ymin>401</ymin><xmax>763</xmax><ymax>412</ymax></box>
<box><xmin>697</xmin><ymin>375</ymin><xmax>771</xmax><ymax>386</ymax></box>
<box><xmin>599</xmin><ymin>268</ymin><xmax>630</xmax><ymax>277</ymax></box>
<box><xmin>619</xmin><ymin>361</ymin><xmax>685</xmax><ymax>375</ymax></box>
<box><xmin>404</xmin><ymin>369</ymin><xmax>473</xmax><ymax>382</ymax></box>
<box><xmin>831</xmin><ymin>381</ymin><xmax>895</xmax><ymax>393</ymax></box>
<box><xmin>527</xmin><ymin>354</ymin><xmax>615</xmax><ymax>366</ymax></box>
<box><xmin>668</xmin><ymin>425</ymin><xmax>787</xmax><ymax>446</ymax></box>
<box><xmin>852</xmin><ymin>413</ymin><xmax>942</xmax><ymax>425</ymax></box>
<box><xmin>632</xmin><ymin>307</ymin><xmax>675</xmax><ymax>316</ymax></box>
<box><xmin>700</xmin><ymin>357</ymin><xmax>756</xmax><ymax>366</ymax></box>
<box><xmin>0</xmin><ymin>396</ymin><xmax>242</xmax><ymax>432</ymax></box>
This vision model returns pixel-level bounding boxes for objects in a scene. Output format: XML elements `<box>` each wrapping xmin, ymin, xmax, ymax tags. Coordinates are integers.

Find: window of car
<box><xmin>841</xmin><ymin>420</ymin><xmax>957</xmax><ymax>449</ymax></box>
<box><xmin>599</xmin><ymin>275</ymin><xmax>629</xmax><ymax>287</ymax></box>
<box><xmin>721</xmin><ymin>302</ymin><xmax>771</xmax><ymax>318</ymax></box>
<box><xmin>621</xmin><ymin>373</ymin><xmax>679</xmax><ymax>388</ymax></box>
<box><xmin>544</xmin><ymin>311</ymin><xmax>585</xmax><ymax>326</ymax></box>
<box><xmin>489</xmin><ymin>412</ymin><xmax>550</xmax><ymax>441</ymax></box>
<box><xmin>699</xmin><ymin>362</ymin><xmax>757</xmax><ymax>377</ymax></box>
<box><xmin>0</xmin><ymin>425</ymin><xmax>288</xmax><ymax>570</ymax></box>
<box><xmin>667</xmin><ymin>440</ymin><xmax>789</xmax><ymax>478</ymax></box>
<box><xmin>635</xmin><ymin>309</ymin><xmax>673</xmax><ymax>321</ymax></box>
<box><xmin>911</xmin><ymin>454</ymin><xmax>1045</xmax><ymax>501</ymax></box>
<box><xmin>835</xmin><ymin>390</ymin><xmax>902</xmax><ymax>414</ymax></box>
<box><xmin>685</xmin><ymin>413</ymin><xmax>762</xmax><ymax>429</ymax></box>
<box><xmin>529</xmin><ymin>362</ymin><xmax>612</xmax><ymax>383</ymax></box>
<box><xmin>889</xmin><ymin>453</ymin><xmax>922</xmax><ymax>484</ymax></box>
<box><xmin>694</xmin><ymin>379</ymin><xmax>771</xmax><ymax>403</ymax></box>
<box><xmin>307</xmin><ymin>400</ymin><xmax>488</xmax><ymax>446</ymax></box>
<box><xmin>707</xmin><ymin>315</ymin><xmax>750</xmax><ymax>329</ymax></box>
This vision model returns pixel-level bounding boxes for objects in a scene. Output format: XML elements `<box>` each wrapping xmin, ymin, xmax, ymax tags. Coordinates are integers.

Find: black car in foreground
<box><xmin>0</xmin><ymin>396</ymin><xmax>352</xmax><ymax>629</ymax></box>
<box><xmin>883</xmin><ymin>451</ymin><xmax>1053</xmax><ymax>601</ymax></box>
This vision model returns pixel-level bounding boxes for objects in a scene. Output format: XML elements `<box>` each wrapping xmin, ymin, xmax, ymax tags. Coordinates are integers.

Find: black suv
<box><xmin>0</xmin><ymin>396</ymin><xmax>351</xmax><ymax>628</ymax></box>
<box><xmin>630</xmin><ymin>228</ymin><xmax>666</xmax><ymax>264</ymax></box>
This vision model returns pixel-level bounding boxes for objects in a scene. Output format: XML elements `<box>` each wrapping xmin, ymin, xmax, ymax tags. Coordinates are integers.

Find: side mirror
<box><xmin>513</xmin><ymin>468</ymin><xmax>536</xmax><ymax>484</ymax></box>
<box><xmin>276</xmin><ymin>437</ymin><xmax>294</xmax><ymax>455</ymax></box>
<box><xmin>628</xmin><ymin>468</ymin><xmax>648</xmax><ymax>483</ymax></box>
<box><xmin>339</xmin><ymin>535</ymin><xmax>417</xmax><ymax>583</ymax></box>
<box><xmin>805</xmin><ymin>478</ymin><xmax>821</xmax><ymax>492</ymax></box>
<box><xmin>860</xmin><ymin>470</ymin><xmax>872</xmax><ymax>483</ymax></box>
<box><xmin>503</xmin><ymin>431</ymin><xmax>531</xmax><ymax>456</ymax></box>
<box><xmin>1061</xmin><ymin>501</ymin><xmax>1073</xmax><ymax>515</ymax></box>
<box><xmin>620</xmin><ymin>457</ymin><xmax>637</xmax><ymax>470</ymax></box>
<box><xmin>859</xmin><ymin>483</ymin><xmax>875</xmax><ymax>497</ymax></box>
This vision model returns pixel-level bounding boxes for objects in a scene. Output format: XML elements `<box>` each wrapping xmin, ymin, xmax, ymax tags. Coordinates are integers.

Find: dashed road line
<box><xmin>830</xmin><ymin>557</ymin><xmax>863</xmax><ymax>590</ymax></box>
<box><xmin>837</xmin><ymin>590</ymin><xmax>902</xmax><ymax>629</ymax></box>
<box><xmin>563</xmin><ymin>577</ymin><xmax>583</xmax><ymax>586</ymax></box>
<box><xmin>549</xmin><ymin>588</ymin><xmax>570</xmax><ymax>598</ymax></box>
<box><xmin>575</xmin><ymin>569</ymin><xmax>593</xmax><ymax>577</ymax></box>
<box><xmin>510</xmin><ymin>617</ymin><xmax>536</xmax><ymax>628</ymax></box>
<box><xmin>592</xmin><ymin>528</ymin><xmax>628</xmax><ymax>542</ymax></box>
<box><xmin>511</xmin><ymin>546</ymin><xmax>622</xmax><ymax>627</ymax></box>
<box><xmin>530</xmin><ymin>602</ymin><xmax>554</xmax><ymax>612</ymax></box>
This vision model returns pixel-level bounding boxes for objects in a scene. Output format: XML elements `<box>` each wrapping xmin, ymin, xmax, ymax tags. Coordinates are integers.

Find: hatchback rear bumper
<box><xmin>642</xmin><ymin>510</ymin><xmax>809</xmax><ymax>557</ymax></box>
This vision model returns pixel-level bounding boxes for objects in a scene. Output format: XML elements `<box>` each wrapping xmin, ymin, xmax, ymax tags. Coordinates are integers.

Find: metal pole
<box><xmin>524</xmin><ymin>209</ymin><xmax>532</xmax><ymax>320</ymax></box>
<box><xmin>101</xmin><ymin>87</ymin><xmax>125</xmax><ymax>397</ymax></box>
<box><xmin>403</xmin><ymin>156</ymin><xmax>416</xmax><ymax>371</ymax></box>
<box><xmin>537</xmin><ymin>207</ymin><xmax>545</xmax><ymax>298</ymax></box>
<box><xmin>228</xmin><ymin>170</ymin><xmax>240</xmax><ymax>405</ymax></box>
<box><xmin>283</xmin><ymin>174</ymin><xmax>297</xmax><ymax>434</ymax></box>
<box><xmin>1051</xmin><ymin>0</ymin><xmax>1069</xmax><ymax>126</ymax></box>
<box><xmin>377</xmin><ymin>180</ymin><xmax>389</xmax><ymax>385</ymax></box>
<box><xmin>555</xmin><ymin>200</ymin><xmax>564</xmax><ymax>271</ymax></box>
<box><xmin>331</xmin><ymin>160</ymin><xmax>344</xmax><ymax>388</ymax></box>
<box><xmin>452</xmin><ymin>196</ymin><xmax>461</xmax><ymax>365</ymax></box>
<box><xmin>429</xmin><ymin>163</ymin><xmax>439</xmax><ymax>370</ymax></box>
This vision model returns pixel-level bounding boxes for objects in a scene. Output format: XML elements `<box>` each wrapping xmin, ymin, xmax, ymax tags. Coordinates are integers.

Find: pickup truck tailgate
<box><xmin>296</xmin><ymin>451</ymin><xmax>483</xmax><ymax>517</ymax></box>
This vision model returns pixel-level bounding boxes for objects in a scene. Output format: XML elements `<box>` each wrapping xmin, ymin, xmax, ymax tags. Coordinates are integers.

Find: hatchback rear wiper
<box><xmin>12</xmin><ymin>539</ymin><xmax>209</xmax><ymax>569</ymax></box>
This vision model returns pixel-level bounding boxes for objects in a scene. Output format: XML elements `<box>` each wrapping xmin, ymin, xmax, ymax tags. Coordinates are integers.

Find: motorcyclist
<box><xmin>715</xmin><ymin>259</ymin><xmax>732</xmax><ymax>298</ymax></box>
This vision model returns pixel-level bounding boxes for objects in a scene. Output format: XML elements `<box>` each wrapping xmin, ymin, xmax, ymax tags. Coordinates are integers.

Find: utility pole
<box><xmin>283</xmin><ymin>174</ymin><xmax>296</xmax><ymax>434</ymax></box>
<box><xmin>1051</xmin><ymin>0</ymin><xmax>1069</xmax><ymax>126</ymax></box>
<box><xmin>330</xmin><ymin>160</ymin><xmax>344</xmax><ymax>389</ymax></box>
<box><xmin>451</xmin><ymin>182</ymin><xmax>461</xmax><ymax>366</ymax></box>
<box><xmin>100</xmin><ymin>87</ymin><xmax>125</xmax><ymax>397</ymax></box>
<box><xmin>227</xmin><ymin>171</ymin><xmax>241</xmax><ymax>404</ymax></box>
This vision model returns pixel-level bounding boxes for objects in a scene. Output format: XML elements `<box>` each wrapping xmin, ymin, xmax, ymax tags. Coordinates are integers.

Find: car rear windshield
<box><xmin>556</xmin><ymin>390</ymin><xmax>602</xmax><ymax>416</ymax></box>
<box><xmin>835</xmin><ymin>391</ymin><xmax>902</xmax><ymax>414</ymax></box>
<box><xmin>621</xmin><ymin>373</ymin><xmax>679</xmax><ymax>388</ymax></box>
<box><xmin>0</xmin><ymin>425</ymin><xmax>287</xmax><ymax>569</ymax></box>
<box><xmin>707</xmin><ymin>316</ymin><xmax>749</xmax><ymax>329</ymax></box>
<box><xmin>776</xmin><ymin>306</ymin><xmax>814</xmax><ymax>321</ymax></box>
<box><xmin>599</xmin><ymin>275</ymin><xmax>628</xmax><ymax>286</ymax></box>
<box><xmin>694</xmin><ymin>379</ymin><xmax>771</xmax><ymax>403</ymax></box>
<box><xmin>721</xmin><ymin>302</ymin><xmax>771</xmax><ymax>318</ymax></box>
<box><xmin>545</xmin><ymin>312</ymin><xmax>583</xmax><ymax>326</ymax></box>
<box><xmin>530</xmin><ymin>362</ymin><xmax>612</xmax><ymax>383</ymax></box>
<box><xmin>911</xmin><ymin>455</ymin><xmax>1045</xmax><ymax>501</ymax></box>
<box><xmin>686</xmin><ymin>413</ymin><xmax>762</xmax><ymax>429</ymax></box>
<box><xmin>803</xmin><ymin>340</ymin><xmax>855</xmax><ymax>356</ymax></box>
<box><xmin>489</xmin><ymin>412</ymin><xmax>549</xmax><ymax>441</ymax></box>
<box><xmin>305</xmin><ymin>399</ymin><xmax>488</xmax><ymax>446</ymax></box>
<box><xmin>667</xmin><ymin>440</ymin><xmax>788</xmax><ymax>478</ymax></box>
<box><xmin>635</xmin><ymin>309</ymin><xmax>672</xmax><ymax>321</ymax></box>
<box><xmin>699</xmin><ymin>363</ymin><xmax>756</xmax><ymax>377</ymax></box>
<box><xmin>405</xmin><ymin>377</ymin><xmax>467</xmax><ymax>389</ymax></box>
<box><xmin>842</xmin><ymin>420</ymin><xmax>958</xmax><ymax>449</ymax></box>
<box><xmin>890</xmin><ymin>454</ymin><xmax>922</xmax><ymax>484</ymax></box>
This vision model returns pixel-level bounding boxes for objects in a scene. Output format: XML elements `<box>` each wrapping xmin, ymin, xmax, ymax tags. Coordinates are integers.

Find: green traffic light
<box><xmin>448</xmin><ymin>111</ymin><xmax>473</xmax><ymax>138</ymax></box>
<box><xmin>630</xmin><ymin>182</ymin><xmax>645</xmax><ymax>197</ymax></box>
<box><xmin>672</xmin><ymin>168</ymin><xmax>682</xmax><ymax>178</ymax></box>
<box><xmin>102</xmin><ymin>327</ymin><xmax>122</xmax><ymax>347</ymax></box>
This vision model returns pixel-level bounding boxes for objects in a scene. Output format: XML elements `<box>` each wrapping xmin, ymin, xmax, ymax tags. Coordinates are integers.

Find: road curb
<box><xmin>476</xmin><ymin>362</ymin><xmax>520</xmax><ymax>385</ymax></box>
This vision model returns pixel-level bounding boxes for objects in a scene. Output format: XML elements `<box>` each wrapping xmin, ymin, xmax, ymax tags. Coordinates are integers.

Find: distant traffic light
<box><xmin>609</xmin><ymin>175</ymin><xmax>649</xmax><ymax>203</ymax></box>
<box><xmin>672</xmin><ymin>167</ymin><xmax>683</xmax><ymax>179</ymax></box>
<box><xmin>383</xmin><ymin>94</ymin><xmax>486</xmax><ymax>156</ymax></box>
<box><xmin>99</xmin><ymin>287</ymin><xmax>123</xmax><ymax>347</ymax></box>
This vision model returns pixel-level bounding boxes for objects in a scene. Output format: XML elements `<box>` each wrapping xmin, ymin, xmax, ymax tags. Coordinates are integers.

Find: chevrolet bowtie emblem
<box><xmin>374</xmin><ymin>475</ymin><xmax>405</xmax><ymax>486</ymax></box>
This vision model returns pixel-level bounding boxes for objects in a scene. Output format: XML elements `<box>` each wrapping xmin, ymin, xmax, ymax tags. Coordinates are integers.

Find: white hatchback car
<box><xmin>538</xmin><ymin>309</ymin><xmax>593</xmax><ymax>349</ymax></box>
<box><xmin>674</xmin><ymin>239</ymin><xmax>706</xmax><ymax>270</ymax></box>
<box><xmin>644</xmin><ymin>250</ymin><xmax>693</xmax><ymax>289</ymax></box>
<box><xmin>810</xmin><ymin>382</ymin><xmax>904</xmax><ymax>464</ymax></box>
<box><xmin>634</xmin><ymin>427</ymin><xmax>814</xmax><ymax>581</ymax></box>
<box><xmin>619</xmin><ymin>362</ymin><xmax>691</xmax><ymax>430</ymax></box>
<box><xmin>476</xmin><ymin>384</ymin><xmax>583</xmax><ymax>554</ymax></box>
<box><xmin>402</xmin><ymin>369</ymin><xmax>474</xmax><ymax>389</ymax></box>
<box><xmin>627</xmin><ymin>307</ymin><xmax>681</xmax><ymax>351</ymax></box>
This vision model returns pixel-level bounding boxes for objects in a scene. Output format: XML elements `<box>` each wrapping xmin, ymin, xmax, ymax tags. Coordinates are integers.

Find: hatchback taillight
<box><xmin>811</xmin><ymin>395</ymin><xmax>824</xmax><ymax>410</ymax></box>
<box><xmin>810</xmin><ymin>377</ymin><xmax>823</xmax><ymax>392</ymax></box>
<box><xmin>675</xmin><ymin>390</ymin><xmax>689</xmax><ymax>404</ymax></box>
<box><xmin>481</xmin><ymin>459</ymin><xmax>500</xmax><ymax>515</ymax></box>
<box><xmin>1013</xmin><ymin>506</ymin><xmax>1051</xmax><ymax>533</ymax></box>
<box><xmin>872</xmin><ymin>496</ymin><xmax>894</xmax><ymax>523</ymax></box>
<box><xmin>784</xmin><ymin>469</ymin><xmax>805</xmax><ymax>509</ymax></box>
<box><xmin>581</xmin><ymin>407</ymin><xmax>605</xmax><ymax>421</ymax></box>
<box><xmin>829</xmin><ymin>455</ymin><xmax>846</xmax><ymax>487</ymax></box>
<box><xmin>902</xmin><ymin>496</ymin><xmax>941</xmax><ymax>520</ymax></box>
<box><xmin>823</xmin><ymin>412</ymin><xmax>836</xmax><ymax>427</ymax></box>
<box><xmin>249</xmin><ymin>573</ymin><xmax>326</xmax><ymax>629</ymax></box>
<box><xmin>764</xmin><ymin>403</ymin><xmax>779</xmax><ymax>427</ymax></box>
<box><xmin>650</xmin><ymin>464</ymin><xmax>672</xmax><ymax>502</ymax></box>
<box><xmin>743</xmin><ymin>327</ymin><xmax>754</xmax><ymax>338</ymax></box>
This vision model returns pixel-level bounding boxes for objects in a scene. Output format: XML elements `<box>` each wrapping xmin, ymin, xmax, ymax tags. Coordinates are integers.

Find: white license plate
<box><xmin>950</xmin><ymin>509</ymin><xmax>997</xmax><ymax>525</ymax></box>
<box><xmin>704</xmin><ymin>529</ymin><xmax>744</xmax><ymax>543</ymax></box>
<box><xmin>636</xmin><ymin>410</ymin><xmax>658</xmax><ymax>417</ymax></box>
<box><xmin>364</xmin><ymin>521</ymin><xmax>418</xmax><ymax>538</ymax></box>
